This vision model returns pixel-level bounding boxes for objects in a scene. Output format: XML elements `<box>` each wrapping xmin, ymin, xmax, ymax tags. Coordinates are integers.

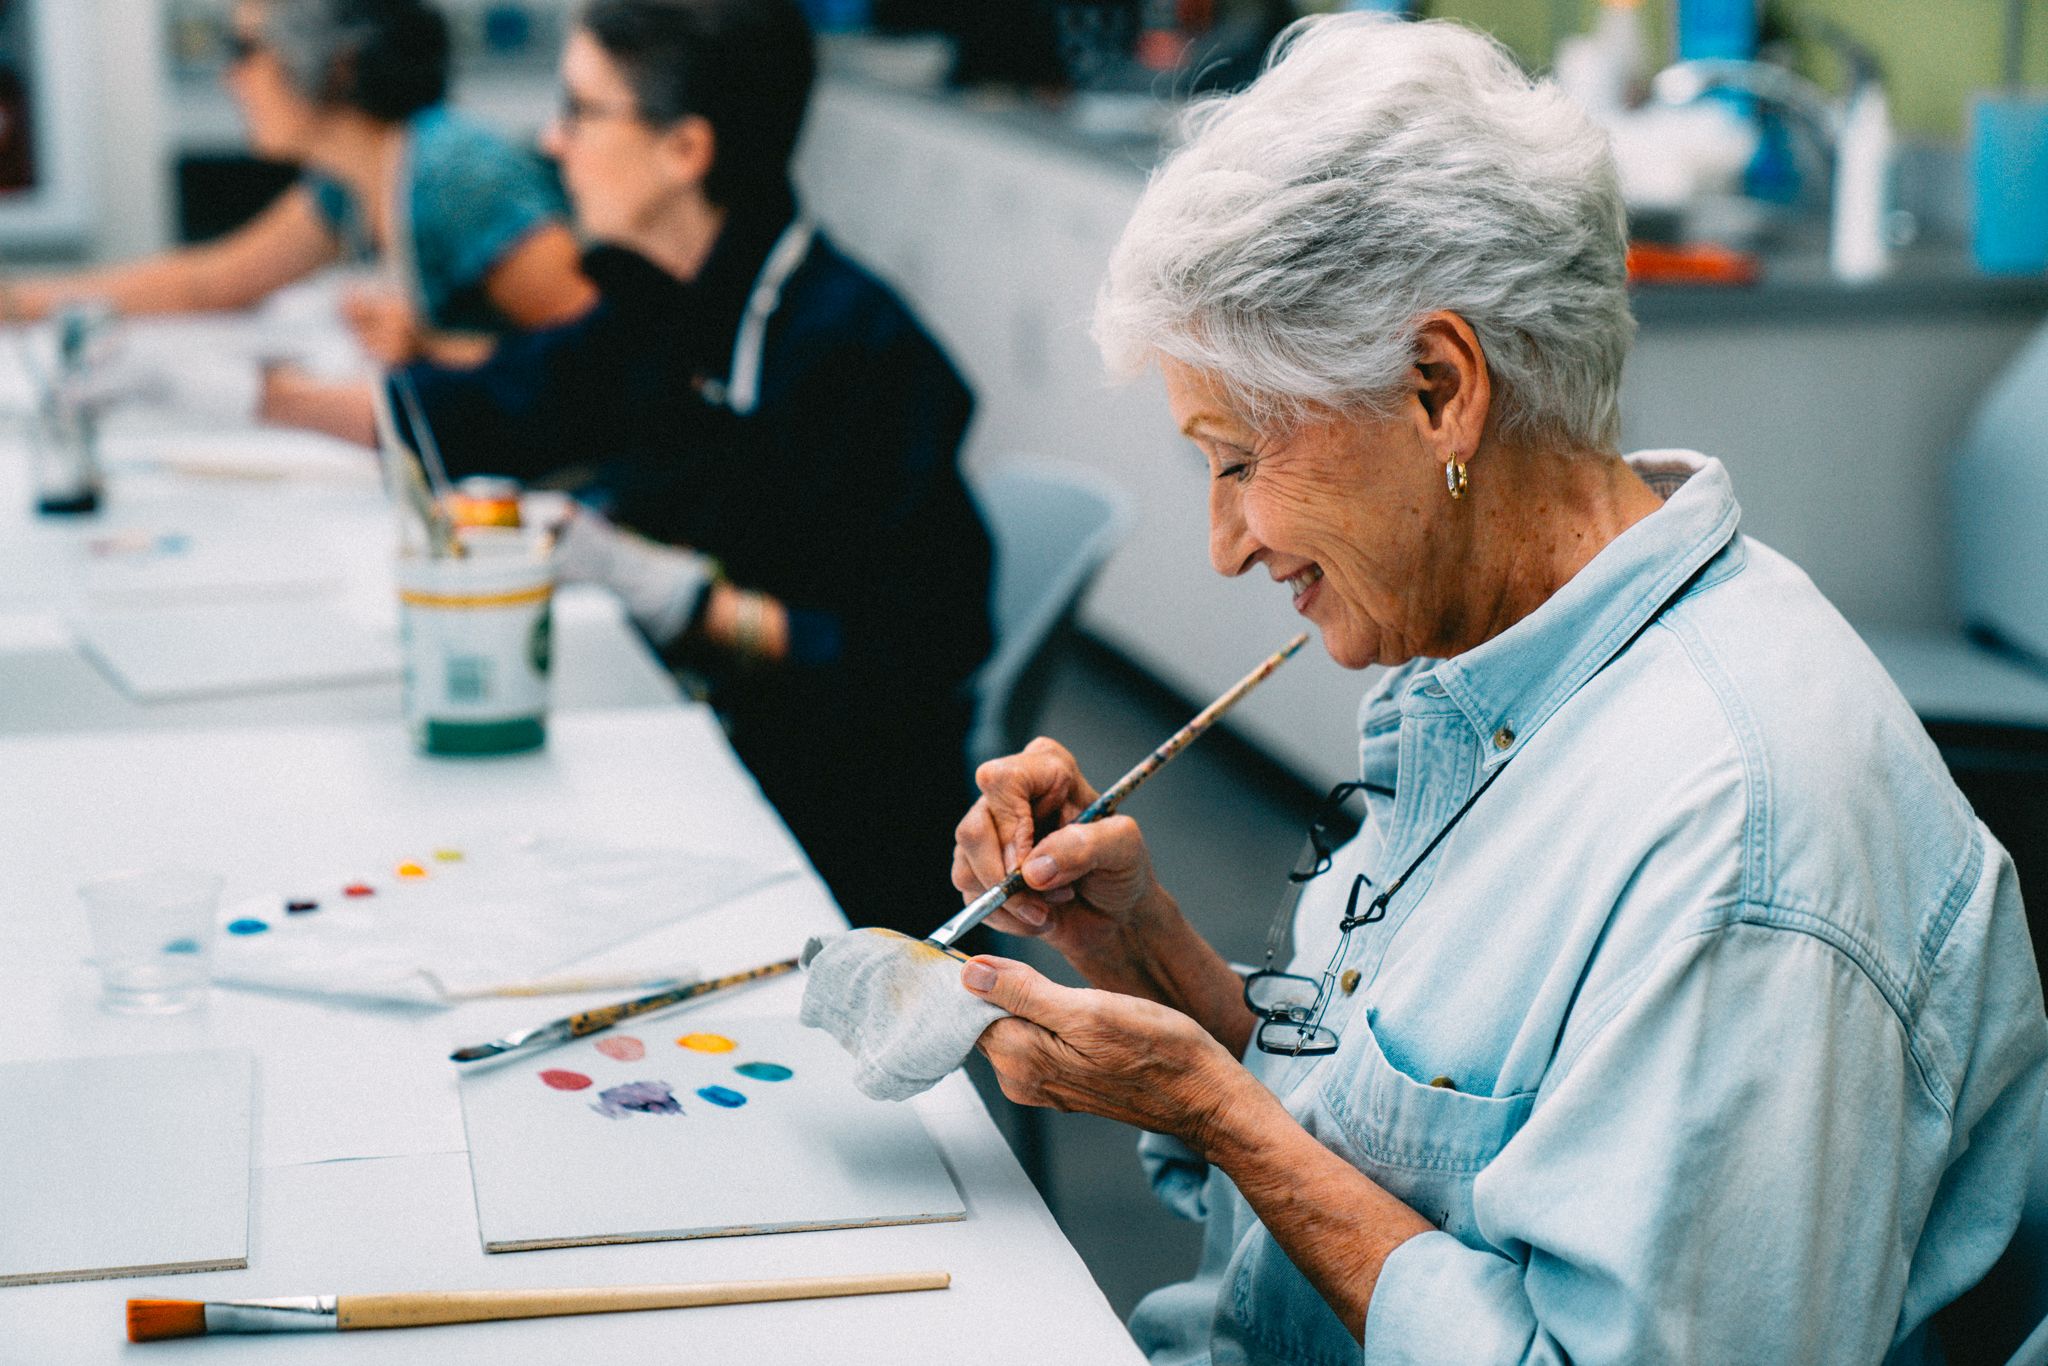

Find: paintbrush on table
<box><xmin>127</xmin><ymin>1270</ymin><xmax>949</xmax><ymax>1341</ymax></box>
<box><xmin>923</xmin><ymin>632</ymin><xmax>1308</xmax><ymax>950</ymax></box>
<box><xmin>449</xmin><ymin>957</ymin><xmax>799</xmax><ymax>1063</ymax></box>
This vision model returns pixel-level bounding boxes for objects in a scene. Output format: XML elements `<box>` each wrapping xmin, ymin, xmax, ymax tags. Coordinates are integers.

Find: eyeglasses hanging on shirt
<box><xmin>1241</xmin><ymin>555</ymin><xmax>1716</xmax><ymax>1058</ymax></box>
<box><xmin>1244</xmin><ymin>766</ymin><xmax>1506</xmax><ymax>1057</ymax></box>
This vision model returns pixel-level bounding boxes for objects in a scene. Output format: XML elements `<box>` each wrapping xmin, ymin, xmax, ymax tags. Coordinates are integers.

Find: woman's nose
<box><xmin>1208</xmin><ymin>481</ymin><xmax>1257</xmax><ymax>577</ymax></box>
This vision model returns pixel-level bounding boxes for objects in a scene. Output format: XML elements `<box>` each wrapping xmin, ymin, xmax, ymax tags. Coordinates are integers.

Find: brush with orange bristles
<box><xmin>127</xmin><ymin>1270</ymin><xmax>950</xmax><ymax>1341</ymax></box>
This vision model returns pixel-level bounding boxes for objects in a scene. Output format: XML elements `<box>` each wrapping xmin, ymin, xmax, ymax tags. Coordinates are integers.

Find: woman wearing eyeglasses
<box><xmin>8</xmin><ymin>0</ymin><xmax>593</xmax><ymax>366</ymax></box>
<box><xmin>950</xmin><ymin>17</ymin><xmax>2047</xmax><ymax>1365</ymax></box>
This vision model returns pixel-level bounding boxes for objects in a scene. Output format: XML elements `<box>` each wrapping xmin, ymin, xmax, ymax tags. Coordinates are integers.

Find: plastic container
<box><xmin>78</xmin><ymin>868</ymin><xmax>221</xmax><ymax>1014</ymax></box>
<box><xmin>396</xmin><ymin>528</ymin><xmax>555</xmax><ymax>756</ymax></box>
<box><xmin>1972</xmin><ymin>91</ymin><xmax>2048</xmax><ymax>276</ymax></box>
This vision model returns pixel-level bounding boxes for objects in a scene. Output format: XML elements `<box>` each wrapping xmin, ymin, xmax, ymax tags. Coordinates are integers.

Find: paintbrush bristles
<box><xmin>126</xmin><ymin>1300</ymin><xmax>208</xmax><ymax>1342</ymax></box>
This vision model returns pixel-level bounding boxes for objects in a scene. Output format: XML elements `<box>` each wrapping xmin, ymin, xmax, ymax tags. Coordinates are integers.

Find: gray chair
<box><xmin>968</xmin><ymin>461</ymin><xmax>1131</xmax><ymax>768</ymax></box>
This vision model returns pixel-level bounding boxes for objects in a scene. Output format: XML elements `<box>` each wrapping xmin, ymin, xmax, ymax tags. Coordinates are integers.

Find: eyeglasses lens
<box><xmin>1257</xmin><ymin>1019</ymin><xmax>1341</xmax><ymax>1057</ymax></box>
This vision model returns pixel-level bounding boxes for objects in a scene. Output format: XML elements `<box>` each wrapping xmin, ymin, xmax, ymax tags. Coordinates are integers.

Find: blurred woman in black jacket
<box><xmin>388</xmin><ymin>0</ymin><xmax>993</xmax><ymax>931</ymax></box>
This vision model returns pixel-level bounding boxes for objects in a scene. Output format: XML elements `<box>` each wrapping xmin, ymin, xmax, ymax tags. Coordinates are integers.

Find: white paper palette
<box><xmin>457</xmin><ymin>1015</ymin><xmax>963</xmax><ymax>1253</ymax></box>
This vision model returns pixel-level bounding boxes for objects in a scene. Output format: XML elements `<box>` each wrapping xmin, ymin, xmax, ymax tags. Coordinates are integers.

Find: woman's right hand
<box><xmin>952</xmin><ymin>738</ymin><xmax>1177</xmax><ymax>988</ymax></box>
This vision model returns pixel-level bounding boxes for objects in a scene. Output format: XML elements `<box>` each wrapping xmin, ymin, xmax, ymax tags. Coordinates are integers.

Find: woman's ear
<box><xmin>654</xmin><ymin>114</ymin><xmax>718</xmax><ymax>191</ymax></box>
<box><xmin>1408</xmin><ymin>311</ymin><xmax>1491</xmax><ymax>459</ymax></box>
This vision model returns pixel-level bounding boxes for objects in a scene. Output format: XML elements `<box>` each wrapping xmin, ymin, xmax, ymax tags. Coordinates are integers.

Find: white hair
<box><xmin>1095</xmin><ymin>14</ymin><xmax>1634</xmax><ymax>452</ymax></box>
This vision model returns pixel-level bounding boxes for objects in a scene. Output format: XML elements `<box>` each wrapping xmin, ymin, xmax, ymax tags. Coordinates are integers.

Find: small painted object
<box><xmin>594</xmin><ymin>1036</ymin><xmax>645</xmax><ymax>1062</ymax></box>
<box><xmin>343</xmin><ymin>883</ymin><xmax>375</xmax><ymax>897</ymax></box>
<box><xmin>396</xmin><ymin>862</ymin><xmax>428</xmax><ymax>880</ymax></box>
<box><xmin>539</xmin><ymin>1069</ymin><xmax>593</xmax><ymax>1091</ymax></box>
<box><xmin>676</xmin><ymin>1033</ymin><xmax>737</xmax><ymax>1054</ymax></box>
<box><xmin>590</xmin><ymin>1079</ymin><xmax>683</xmax><ymax>1118</ymax></box>
<box><xmin>286</xmin><ymin>899</ymin><xmax>319</xmax><ymax>914</ymax></box>
<box><xmin>433</xmin><ymin>848</ymin><xmax>464</xmax><ymax>862</ymax></box>
<box><xmin>734</xmin><ymin>1062</ymin><xmax>793</xmax><ymax>1082</ymax></box>
<box><xmin>226</xmin><ymin>918</ymin><xmax>269</xmax><ymax>935</ymax></box>
<box><xmin>696</xmin><ymin>1085</ymin><xmax>747</xmax><ymax>1109</ymax></box>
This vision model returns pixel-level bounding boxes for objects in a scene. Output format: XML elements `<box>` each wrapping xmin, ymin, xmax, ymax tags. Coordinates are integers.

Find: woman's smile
<box><xmin>1284</xmin><ymin>563</ymin><xmax>1324</xmax><ymax>612</ymax></box>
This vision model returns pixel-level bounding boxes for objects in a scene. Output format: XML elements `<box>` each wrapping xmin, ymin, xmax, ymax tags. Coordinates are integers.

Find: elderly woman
<box><xmin>949</xmin><ymin>17</ymin><xmax>2048</xmax><ymax>1363</ymax></box>
<box><xmin>11</xmin><ymin>0</ymin><xmax>592</xmax><ymax>364</ymax></box>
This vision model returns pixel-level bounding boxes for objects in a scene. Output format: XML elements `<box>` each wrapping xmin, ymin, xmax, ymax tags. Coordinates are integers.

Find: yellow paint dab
<box><xmin>396</xmin><ymin>862</ymin><xmax>428</xmax><ymax>879</ymax></box>
<box><xmin>433</xmin><ymin>848</ymin><xmax>464</xmax><ymax>862</ymax></box>
<box><xmin>676</xmin><ymin>1033</ymin><xmax>737</xmax><ymax>1053</ymax></box>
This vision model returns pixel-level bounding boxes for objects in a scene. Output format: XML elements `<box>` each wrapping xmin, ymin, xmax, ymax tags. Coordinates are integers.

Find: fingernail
<box><xmin>1012</xmin><ymin>900</ymin><xmax>1047</xmax><ymax>927</ymax></box>
<box><xmin>1025</xmin><ymin>856</ymin><xmax>1056</xmax><ymax>885</ymax></box>
<box><xmin>962</xmin><ymin>961</ymin><xmax>997</xmax><ymax>993</ymax></box>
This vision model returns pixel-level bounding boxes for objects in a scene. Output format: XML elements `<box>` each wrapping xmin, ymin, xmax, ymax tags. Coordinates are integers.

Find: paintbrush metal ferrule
<box><xmin>205</xmin><ymin>1297</ymin><xmax>339</xmax><ymax>1333</ymax></box>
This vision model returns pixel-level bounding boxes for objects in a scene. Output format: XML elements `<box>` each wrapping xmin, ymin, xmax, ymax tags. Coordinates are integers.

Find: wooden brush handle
<box><xmin>335</xmin><ymin>1271</ymin><xmax>950</xmax><ymax>1329</ymax></box>
<box><xmin>565</xmin><ymin>957</ymin><xmax>799</xmax><ymax>1038</ymax></box>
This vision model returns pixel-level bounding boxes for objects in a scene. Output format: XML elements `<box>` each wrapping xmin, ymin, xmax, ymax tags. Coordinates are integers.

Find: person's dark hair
<box><xmin>264</xmin><ymin>0</ymin><xmax>451</xmax><ymax>122</ymax></box>
<box><xmin>581</xmin><ymin>0</ymin><xmax>816</xmax><ymax>208</ymax></box>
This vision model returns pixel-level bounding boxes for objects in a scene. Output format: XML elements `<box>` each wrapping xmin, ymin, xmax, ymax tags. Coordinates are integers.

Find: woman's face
<box><xmin>543</xmin><ymin>30</ymin><xmax>703</xmax><ymax>245</ymax></box>
<box><xmin>1164</xmin><ymin>357</ymin><xmax>1469</xmax><ymax>671</ymax></box>
<box><xmin>222</xmin><ymin>1</ymin><xmax>322</xmax><ymax>161</ymax></box>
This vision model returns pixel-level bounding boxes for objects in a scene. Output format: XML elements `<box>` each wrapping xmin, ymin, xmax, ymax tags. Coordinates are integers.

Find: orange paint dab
<box><xmin>396</xmin><ymin>862</ymin><xmax>427</xmax><ymax>880</ymax></box>
<box><xmin>676</xmin><ymin>1033</ymin><xmax>737</xmax><ymax>1053</ymax></box>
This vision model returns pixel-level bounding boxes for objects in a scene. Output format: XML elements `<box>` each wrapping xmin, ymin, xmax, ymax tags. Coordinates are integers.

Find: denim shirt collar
<box><xmin>1366</xmin><ymin>451</ymin><xmax>1742</xmax><ymax>767</ymax></box>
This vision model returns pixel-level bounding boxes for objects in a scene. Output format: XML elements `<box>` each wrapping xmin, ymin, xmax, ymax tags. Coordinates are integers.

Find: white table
<box><xmin>0</xmin><ymin>331</ymin><xmax>1142</xmax><ymax>1362</ymax></box>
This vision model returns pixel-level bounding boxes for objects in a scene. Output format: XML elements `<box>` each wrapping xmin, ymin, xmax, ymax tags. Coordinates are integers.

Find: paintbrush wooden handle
<box><xmin>335</xmin><ymin>1272</ymin><xmax>951</xmax><ymax>1329</ymax></box>
<box><xmin>565</xmin><ymin>957</ymin><xmax>799</xmax><ymax>1037</ymax></box>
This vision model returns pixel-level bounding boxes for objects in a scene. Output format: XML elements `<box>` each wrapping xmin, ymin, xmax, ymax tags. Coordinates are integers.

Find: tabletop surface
<box><xmin>0</xmin><ymin>317</ymin><xmax>1143</xmax><ymax>1364</ymax></box>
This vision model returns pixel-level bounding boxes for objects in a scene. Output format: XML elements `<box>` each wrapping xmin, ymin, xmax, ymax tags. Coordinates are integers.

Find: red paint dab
<box><xmin>539</xmin><ymin>1069</ymin><xmax>593</xmax><ymax>1091</ymax></box>
<box><xmin>344</xmin><ymin>883</ymin><xmax>374</xmax><ymax>897</ymax></box>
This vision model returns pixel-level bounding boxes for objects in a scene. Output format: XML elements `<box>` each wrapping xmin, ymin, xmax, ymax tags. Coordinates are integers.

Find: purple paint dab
<box><xmin>734</xmin><ymin>1062</ymin><xmax>792</xmax><ymax>1082</ymax></box>
<box><xmin>226</xmin><ymin>918</ymin><xmax>269</xmax><ymax>935</ymax></box>
<box><xmin>696</xmin><ymin>1085</ymin><xmax>747</xmax><ymax>1109</ymax></box>
<box><xmin>285</xmin><ymin>899</ymin><xmax>319</xmax><ymax>914</ymax></box>
<box><xmin>590</xmin><ymin>1080</ymin><xmax>683</xmax><ymax>1119</ymax></box>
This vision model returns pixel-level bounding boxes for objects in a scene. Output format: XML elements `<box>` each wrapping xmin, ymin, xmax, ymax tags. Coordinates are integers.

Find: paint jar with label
<box><xmin>396</xmin><ymin>528</ymin><xmax>554</xmax><ymax>755</ymax></box>
<box><xmin>78</xmin><ymin>868</ymin><xmax>222</xmax><ymax>1014</ymax></box>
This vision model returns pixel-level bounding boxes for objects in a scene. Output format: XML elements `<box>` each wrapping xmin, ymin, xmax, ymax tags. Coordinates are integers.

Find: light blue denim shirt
<box><xmin>1130</xmin><ymin>452</ymin><xmax>2048</xmax><ymax>1365</ymax></box>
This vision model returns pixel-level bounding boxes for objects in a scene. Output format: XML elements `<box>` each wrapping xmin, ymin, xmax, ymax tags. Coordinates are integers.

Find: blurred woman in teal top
<box><xmin>10</xmin><ymin>0</ymin><xmax>593</xmax><ymax>364</ymax></box>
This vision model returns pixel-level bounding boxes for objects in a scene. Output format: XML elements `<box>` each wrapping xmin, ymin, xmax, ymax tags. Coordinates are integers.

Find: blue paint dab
<box><xmin>226</xmin><ymin>918</ymin><xmax>269</xmax><ymax>935</ymax></box>
<box><xmin>696</xmin><ymin>1085</ymin><xmax>747</xmax><ymax>1109</ymax></box>
<box><xmin>734</xmin><ymin>1062</ymin><xmax>792</xmax><ymax>1082</ymax></box>
<box><xmin>162</xmin><ymin>938</ymin><xmax>201</xmax><ymax>954</ymax></box>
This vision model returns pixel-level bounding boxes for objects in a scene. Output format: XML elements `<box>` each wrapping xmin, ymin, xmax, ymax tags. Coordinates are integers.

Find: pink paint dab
<box><xmin>594</xmin><ymin>1036</ymin><xmax>645</xmax><ymax>1062</ymax></box>
<box><xmin>539</xmin><ymin>1069</ymin><xmax>593</xmax><ymax>1091</ymax></box>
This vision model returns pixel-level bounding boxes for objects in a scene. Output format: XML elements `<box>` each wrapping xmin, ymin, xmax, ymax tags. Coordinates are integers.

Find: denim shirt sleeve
<box><xmin>1362</xmin><ymin>860</ymin><xmax>2048</xmax><ymax>1365</ymax></box>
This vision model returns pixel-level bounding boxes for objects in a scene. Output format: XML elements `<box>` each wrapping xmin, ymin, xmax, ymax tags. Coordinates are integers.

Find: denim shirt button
<box><xmin>1493</xmin><ymin>725</ymin><xmax>1515</xmax><ymax>751</ymax></box>
<box><xmin>1340</xmin><ymin>968</ymin><xmax>1361</xmax><ymax>995</ymax></box>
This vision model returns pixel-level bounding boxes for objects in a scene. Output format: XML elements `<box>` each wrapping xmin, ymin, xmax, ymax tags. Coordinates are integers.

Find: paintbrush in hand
<box><xmin>923</xmin><ymin>632</ymin><xmax>1309</xmax><ymax>949</ymax></box>
<box><xmin>449</xmin><ymin>957</ymin><xmax>799</xmax><ymax>1063</ymax></box>
<box><xmin>128</xmin><ymin>1271</ymin><xmax>950</xmax><ymax>1341</ymax></box>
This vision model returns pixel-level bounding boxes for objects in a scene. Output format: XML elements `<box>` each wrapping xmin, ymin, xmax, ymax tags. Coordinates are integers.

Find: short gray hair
<box><xmin>1095</xmin><ymin>15</ymin><xmax>1633</xmax><ymax>452</ymax></box>
<box><xmin>260</xmin><ymin>0</ymin><xmax>449</xmax><ymax>122</ymax></box>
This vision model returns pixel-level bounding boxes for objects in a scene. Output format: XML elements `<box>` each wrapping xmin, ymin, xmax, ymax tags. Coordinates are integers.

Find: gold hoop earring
<box><xmin>1445</xmin><ymin>454</ymin><xmax>1468</xmax><ymax>500</ymax></box>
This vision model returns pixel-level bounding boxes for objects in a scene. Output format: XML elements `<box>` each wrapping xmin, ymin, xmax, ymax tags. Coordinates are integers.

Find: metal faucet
<box><xmin>1650</xmin><ymin>29</ymin><xmax>1898</xmax><ymax>282</ymax></box>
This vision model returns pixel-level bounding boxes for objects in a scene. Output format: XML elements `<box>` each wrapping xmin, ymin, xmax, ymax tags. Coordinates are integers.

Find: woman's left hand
<box><xmin>963</xmin><ymin>954</ymin><xmax>1257</xmax><ymax>1156</ymax></box>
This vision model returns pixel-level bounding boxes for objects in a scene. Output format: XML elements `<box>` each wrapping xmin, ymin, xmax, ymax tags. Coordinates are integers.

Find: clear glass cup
<box><xmin>77</xmin><ymin>869</ymin><xmax>222</xmax><ymax>1014</ymax></box>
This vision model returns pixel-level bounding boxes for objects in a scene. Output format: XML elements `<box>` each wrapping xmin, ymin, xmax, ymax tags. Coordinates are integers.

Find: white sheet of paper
<box><xmin>70</xmin><ymin>599</ymin><xmax>400</xmax><ymax>701</ymax></box>
<box><xmin>211</xmin><ymin>835</ymin><xmax>796</xmax><ymax>1005</ymax></box>
<box><xmin>458</xmin><ymin>1015</ymin><xmax>964</xmax><ymax>1252</ymax></box>
<box><xmin>0</xmin><ymin>1049</ymin><xmax>252</xmax><ymax>1285</ymax></box>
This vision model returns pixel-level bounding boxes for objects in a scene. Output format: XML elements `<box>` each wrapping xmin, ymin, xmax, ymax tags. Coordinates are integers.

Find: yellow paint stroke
<box><xmin>433</xmin><ymin>848</ymin><xmax>464</xmax><ymax>862</ymax></box>
<box><xmin>676</xmin><ymin>1033</ymin><xmax>737</xmax><ymax>1053</ymax></box>
<box><xmin>396</xmin><ymin>862</ymin><xmax>428</xmax><ymax>879</ymax></box>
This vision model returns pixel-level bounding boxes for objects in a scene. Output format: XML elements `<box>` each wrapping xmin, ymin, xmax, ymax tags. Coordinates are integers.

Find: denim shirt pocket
<box><xmin>1224</xmin><ymin>1016</ymin><xmax>1534</xmax><ymax>1366</ymax></box>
